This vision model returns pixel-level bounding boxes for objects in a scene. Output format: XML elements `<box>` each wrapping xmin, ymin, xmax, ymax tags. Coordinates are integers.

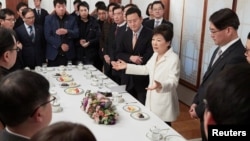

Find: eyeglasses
<box><xmin>4</xmin><ymin>18</ymin><xmax>16</xmax><ymax>22</ymax></box>
<box><xmin>209</xmin><ymin>27</ymin><xmax>228</xmax><ymax>34</ymax></box>
<box><xmin>153</xmin><ymin>8</ymin><xmax>163</xmax><ymax>11</ymax></box>
<box><xmin>25</xmin><ymin>16</ymin><xmax>35</xmax><ymax>20</ymax></box>
<box><xmin>9</xmin><ymin>47</ymin><xmax>21</xmax><ymax>52</ymax></box>
<box><xmin>30</xmin><ymin>96</ymin><xmax>56</xmax><ymax>117</ymax></box>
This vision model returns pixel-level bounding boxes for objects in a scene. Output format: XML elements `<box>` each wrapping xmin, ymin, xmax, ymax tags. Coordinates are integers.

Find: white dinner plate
<box><xmin>130</xmin><ymin>112</ymin><xmax>149</xmax><ymax>120</ymax></box>
<box><xmin>47</xmin><ymin>67</ymin><xmax>55</xmax><ymax>71</ymax></box>
<box><xmin>64</xmin><ymin>88</ymin><xmax>84</xmax><ymax>95</ymax></box>
<box><xmin>105</xmin><ymin>82</ymin><xmax>117</xmax><ymax>88</ymax></box>
<box><xmin>89</xmin><ymin>67</ymin><xmax>97</xmax><ymax>71</ymax></box>
<box><xmin>60</xmin><ymin>82</ymin><xmax>80</xmax><ymax>88</ymax></box>
<box><xmin>56</xmin><ymin>76</ymin><xmax>73</xmax><ymax>82</ymax></box>
<box><xmin>52</xmin><ymin>72</ymin><xmax>71</xmax><ymax>78</ymax></box>
<box><xmin>99</xmin><ymin>75</ymin><xmax>108</xmax><ymax>79</ymax></box>
<box><xmin>123</xmin><ymin>105</ymin><xmax>140</xmax><ymax>113</ymax></box>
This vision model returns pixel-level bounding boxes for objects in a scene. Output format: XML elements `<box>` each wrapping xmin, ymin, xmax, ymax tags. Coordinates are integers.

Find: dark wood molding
<box><xmin>196</xmin><ymin>0</ymin><xmax>208</xmax><ymax>88</ymax></box>
<box><xmin>179</xmin><ymin>79</ymin><xmax>197</xmax><ymax>92</ymax></box>
<box><xmin>232</xmin><ymin>0</ymin><xmax>237</xmax><ymax>11</ymax></box>
<box><xmin>161</xmin><ymin>0</ymin><xmax>170</xmax><ymax>20</ymax></box>
<box><xmin>6</xmin><ymin>0</ymin><xmax>28</xmax><ymax>18</ymax></box>
<box><xmin>109</xmin><ymin>0</ymin><xmax>121</xmax><ymax>4</ymax></box>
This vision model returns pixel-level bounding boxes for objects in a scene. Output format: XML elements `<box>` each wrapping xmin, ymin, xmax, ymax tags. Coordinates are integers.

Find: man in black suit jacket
<box><xmin>143</xmin><ymin>1</ymin><xmax>173</xmax><ymax>30</ymax></box>
<box><xmin>15</xmin><ymin>8</ymin><xmax>45</xmax><ymax>69</ymax></box>
<box><xmin>33</xmin><ymin>0</ymin><xmax>49</xmax><ymax>26</ymax></box>
<box><xmin>189</xmin><ymin>8</ymin><xmax>247</xmax><ymax>141</ymax></box>
<box><xmin>117</xmin><ymin>7</ymin><xmax>153</xmax><ymax>104</ymax></box>
<box><xmin>104</xmin><ymin>5</ymin><xmax>127</xmax><ymax>84</ymax></box>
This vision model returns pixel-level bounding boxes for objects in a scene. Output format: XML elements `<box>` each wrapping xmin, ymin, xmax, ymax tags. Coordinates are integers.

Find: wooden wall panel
<box><xmin>6</xmin><ymin>0</ymin><xmax>28</xmax><ymax>18</ymax></box>
<box><xmin>161</xmin><ymin>0</ymin><xmax>170</xmax><ymax>20</ymax></box>
<box><xmin>110</xmin><ymin>0</ymin><xmax>121</xmax><ymax>4</ymax></box>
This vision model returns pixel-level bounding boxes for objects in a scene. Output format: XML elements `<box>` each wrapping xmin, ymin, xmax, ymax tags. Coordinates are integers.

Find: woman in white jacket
<box><xmin>112</xmin><ymin>24</ymin><xmax>180</xmax><ymax>126</ymax></box>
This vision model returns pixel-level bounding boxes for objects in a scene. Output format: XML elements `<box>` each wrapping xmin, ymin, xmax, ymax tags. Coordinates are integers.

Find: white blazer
<box><xmin>126</xmin><ymin>48</ymin><xmax>180</xmax><ymax>121</ymax></box>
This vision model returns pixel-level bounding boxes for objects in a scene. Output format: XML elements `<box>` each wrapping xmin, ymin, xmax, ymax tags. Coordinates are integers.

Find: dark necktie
<box><xmin>29</xmin><ymin>26</ymin><xmax>35</xmax><ymax>42</ymax></box>
<box><xmin>37</xmin><ymin>10</ymin><xmax>40</xmax><ymax>15</ymax></box>
<box><xmin>115</xmin><ymin>26</ymin><xmax>118</xmax><ymax>36</ymax></box>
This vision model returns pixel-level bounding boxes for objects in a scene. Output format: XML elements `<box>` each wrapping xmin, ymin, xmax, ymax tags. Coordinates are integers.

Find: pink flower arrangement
<box><xmin>81</xmin><ymin>91</ymin><xmax>118</xmax><ymax>125</ymax></box>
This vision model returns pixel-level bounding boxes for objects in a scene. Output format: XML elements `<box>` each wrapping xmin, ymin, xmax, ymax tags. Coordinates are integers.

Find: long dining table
<box><xmin>35</xmin><ymin>65</ymin><xmax>187</xmax><ymax>141</ymax></box>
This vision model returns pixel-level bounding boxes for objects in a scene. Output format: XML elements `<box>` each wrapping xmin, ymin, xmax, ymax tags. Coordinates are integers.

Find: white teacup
<box><xmin>146</xmin><ymin>126</ymin><xmax>169</xmax><ymax>141</ymax></box>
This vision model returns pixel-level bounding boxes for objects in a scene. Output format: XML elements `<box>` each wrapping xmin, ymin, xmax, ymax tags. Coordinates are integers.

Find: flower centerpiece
<box><xmin>81</xmin><ymin>91</ymin><xmax>118</xmax><ymax>125</ymax></box>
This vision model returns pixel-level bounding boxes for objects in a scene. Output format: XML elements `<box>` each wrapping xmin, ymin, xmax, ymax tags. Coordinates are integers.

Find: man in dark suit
<box><xmin>70</xmin><ymin>0</ymin><xmax>81</xmax><ymax>18</ymax></box>
<box><xmin>15</xmin><ymin>8</ymin><xmax>45</xmax><ymax>69</ymax></box>
<box><xmin>0</xmin><ymin>8</ymin><xmax>24</xmax><ymax>71</ymax></box>
<box><xmin>32</xmin><ymin>0</ymin><xmax>49</xmax><ymax>27</ymax></box>
<box><xmin>104</xmin><ymin>5</ymin><xmax>127</xmax><ymax>84</ymax></box>
<box><xmin>143</xmin><ymin>1</ymin><xmax>173</xmax><ymax>30</ymax></box>
<box><xmin>75</xmin><ymin>2</ymin><xmax>101</xmax><ymax>69</ymax></box>
<box><xmin>44</xmin><ymin>0</ymin><xmax>79</xmax><ymax>66</ymax></box>
<box><xmin>14</xmin><ymin>2</ymin><xmax>28</xmax><ymax>29</ymax></box>
<box><xmin>0</xmin><ymin>70</ymin><xmax>53</xmax><ymax>141</ymax></box>
<box><xmin>189</xmin><ymin>8</ymin><xmax>247</xmax><ymax>141</ymax></box>
<box><xmin>117</xmin><ymin>7</ymin><xmax>153</xmax><ymax>104</ymax></box>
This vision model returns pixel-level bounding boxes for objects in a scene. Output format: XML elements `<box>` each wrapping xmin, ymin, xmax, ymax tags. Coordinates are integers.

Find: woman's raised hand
<box><xmin>111</xmin><ymin>59</ymin><xmax>127</xmax><ymax>70</ymax></box>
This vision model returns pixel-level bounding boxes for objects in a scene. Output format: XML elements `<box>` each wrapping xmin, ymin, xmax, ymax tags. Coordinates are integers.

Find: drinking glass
<box><xmin>67</xmin><ymin>60</ymin><xmax>72</xmax><ymax>71</ymax></box>
<box><xmin>42</xmin><ymin>63</ymin><xmax>47</xmax><ymax>73</ymax></box>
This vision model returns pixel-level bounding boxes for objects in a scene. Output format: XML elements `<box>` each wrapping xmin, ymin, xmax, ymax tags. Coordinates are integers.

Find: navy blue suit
<box><xmin>117</xmin><ymin>26</ymin><xmax>153</xmax><ymax>104</ymax></box>
<box><xmin>44</xmin><ymin>14</ymin><xmax>79</xmax><ymax>66</ymax></box>
<box><xmin>33</xmin><ymin>8</ymin><xmax>49</xmax><ymax>26</ymax></box>
<box><xmin>15</xmin><ymin>24</ymin><xmax>45</xmax><ymax>69</ymax></box>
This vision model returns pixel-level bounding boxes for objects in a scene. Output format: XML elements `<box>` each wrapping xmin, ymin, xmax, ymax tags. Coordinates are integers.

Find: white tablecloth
<box><xmin>37</xmin><ymin>65</ymin><xmax>187</xmax><ymax>141</ymax></box>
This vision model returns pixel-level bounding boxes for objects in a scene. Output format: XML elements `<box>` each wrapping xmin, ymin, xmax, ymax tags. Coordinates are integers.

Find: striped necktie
<box><xmin>29</xmin><ymin>26</ymin><xmax>35</xmax><ymax>42</ymax></box>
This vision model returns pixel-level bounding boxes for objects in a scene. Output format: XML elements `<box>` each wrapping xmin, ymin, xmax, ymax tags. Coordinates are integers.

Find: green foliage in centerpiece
<box><xmin>81</xmin><ymin>91</ymin><xmax>118</xmax><ymax>125</ymax></box>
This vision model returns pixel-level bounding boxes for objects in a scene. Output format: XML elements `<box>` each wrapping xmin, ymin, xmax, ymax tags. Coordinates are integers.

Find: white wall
<box><xmin>28</xmin><ymin>0</ymin><xmax>109</xmax><ymax>14</ymax></box>
<box><xmin>26</xmin><ymin>0</ymin><xmax>150</xmax><ymax>20</ymax></box>
<box><xmin>0</xmin><ymin>0</ymin><xmax>6</xmax><ymax>8</ymax></box>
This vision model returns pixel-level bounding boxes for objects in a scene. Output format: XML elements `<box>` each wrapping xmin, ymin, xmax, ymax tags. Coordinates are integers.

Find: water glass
<box><xmin>97</xmin><ymin>78</ymin><xmax>103</xmax><ymax>89</ymax></box>
<box><xmin>77</xmin><ymin>61</ymin><xmax>84</xmax><ymax>70</ymax></box>
<box><xmin>67</xmin><ymin>61</ymin><xmax>72</xmax><ymax>70</ymax></box>
<box><xmin>42</xmin><ymin>63</ymin><xmax>47</xmax><ymax>73</ymax></box>
<box><xmin>85</xmin><ymin>69</ymin><xmax>92</xmax><ymax>79</ymax></box>
<box><xmin>112</xmin><ymin>92</ymin><xmax>120</xmax><ymax>105</ymax></box>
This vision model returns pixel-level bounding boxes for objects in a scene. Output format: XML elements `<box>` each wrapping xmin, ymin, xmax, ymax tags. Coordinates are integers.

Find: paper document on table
<box><xmin>110</xmin><ymin>85</ymin><xmax>127</xmax><ymax>93</ymax></box>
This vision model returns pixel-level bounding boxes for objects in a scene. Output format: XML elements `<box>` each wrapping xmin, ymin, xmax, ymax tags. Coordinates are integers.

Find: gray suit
<box><xmin>0</xmin><ymin>129</ymin><xmax>29</xmax><ymax>141</ymax></box>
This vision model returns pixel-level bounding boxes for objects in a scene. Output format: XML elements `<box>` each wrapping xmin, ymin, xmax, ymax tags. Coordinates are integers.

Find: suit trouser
<box><xmin>200</xmin><ymin>119</ymin><xmax>208</xmax><ymax>141</ymax></box>
<box><xmin>48</xmin><ymin>54</ymin><xmax>68</xmax><ymax>67</ymax></box>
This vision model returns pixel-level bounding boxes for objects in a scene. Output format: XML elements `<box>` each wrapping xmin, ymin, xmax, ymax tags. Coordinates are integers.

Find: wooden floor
<box><xmin>172</xmin><ymin>101</ymin><xmax>201</xmax><ymax>140</ymax></box>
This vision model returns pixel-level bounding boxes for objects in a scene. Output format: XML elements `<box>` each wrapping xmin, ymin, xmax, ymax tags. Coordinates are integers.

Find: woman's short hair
<box><xmin>153</xmin><ymin>24</ymin><xmax>173</xmax><ymax>42</ymax></box>
<box><xmin>146</xmin><ymin>3</ymin><xmax>152</xmax><ymax>16</ymax></box>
